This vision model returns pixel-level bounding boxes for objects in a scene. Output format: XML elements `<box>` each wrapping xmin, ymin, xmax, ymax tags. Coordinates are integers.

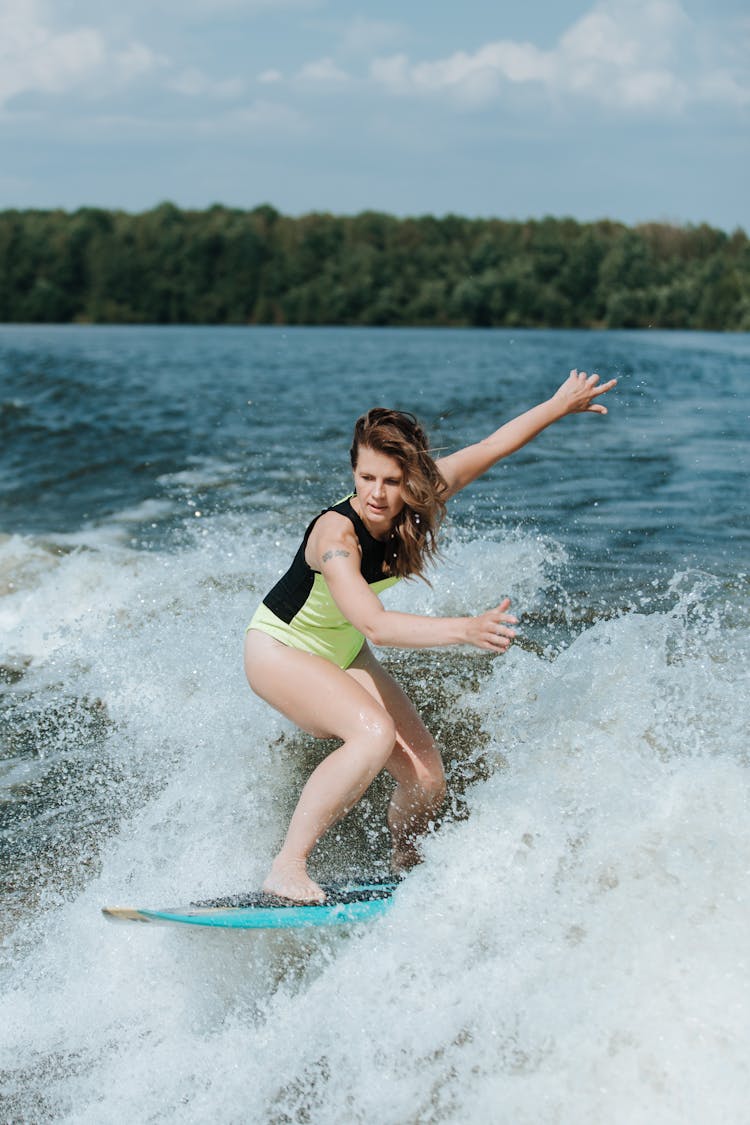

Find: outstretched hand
<box><xmin>467</xmin><ymin>597</ymin><xmax>518</xmax><ymax>653</ymax></box>
<box><xmin>552</xmin><ymin>369</ymin><xmax>617</xmax><ymax>415</ymax></box>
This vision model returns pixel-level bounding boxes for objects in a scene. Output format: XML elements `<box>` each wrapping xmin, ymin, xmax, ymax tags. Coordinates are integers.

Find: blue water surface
<box><xmin>1</xmin><ymin>325</ymin><xmax>747</xmax><ymax>592</ymax></box>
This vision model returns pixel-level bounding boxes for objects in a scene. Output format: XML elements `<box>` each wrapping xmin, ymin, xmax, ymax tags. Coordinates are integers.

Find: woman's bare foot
<box><xmin>262</xmin><ymin>856</ymin><xmax>326</xmax><ymax>904</ymax></box>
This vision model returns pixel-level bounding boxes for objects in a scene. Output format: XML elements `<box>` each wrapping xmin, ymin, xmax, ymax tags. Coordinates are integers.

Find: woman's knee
<box><xmin>358</xmin><ymin>709</ymin><xmax>397</xmax><ymax>764</ymax></box>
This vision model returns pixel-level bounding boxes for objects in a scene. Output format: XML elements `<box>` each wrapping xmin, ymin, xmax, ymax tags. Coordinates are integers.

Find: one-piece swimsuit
<box><xmin>248</xmin><ymin>496</ymin><xmax>399</xmax><ymax>669</ymax></box>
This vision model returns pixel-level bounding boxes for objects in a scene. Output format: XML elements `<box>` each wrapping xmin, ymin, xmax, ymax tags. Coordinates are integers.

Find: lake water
<box><xmin>1</xmin><ymin>325</ymin><xmax>749</xmax><ymax>1123</ymax></box>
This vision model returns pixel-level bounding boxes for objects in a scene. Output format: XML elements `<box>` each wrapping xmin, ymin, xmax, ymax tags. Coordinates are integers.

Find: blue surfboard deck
<box><xmin>102</xmin><ymin>880</ymin><xmax>399</xmax><ymax>930</ymax></box>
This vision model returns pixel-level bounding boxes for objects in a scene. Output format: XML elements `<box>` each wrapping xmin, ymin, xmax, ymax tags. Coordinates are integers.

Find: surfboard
<box><xmin>102</xmin><ymin>880</ymin><xmax>399</xmax><ymax>930</ymax></box>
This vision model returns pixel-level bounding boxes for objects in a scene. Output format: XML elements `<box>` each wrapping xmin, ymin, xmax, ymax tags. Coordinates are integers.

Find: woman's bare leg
<box><xmin>244</xmin><ymin>630</ymin><xmax>397</xmax><ymax>902</ymax></box>
<box><xmin>346</xmin><ymin>644</ymin><xmax>446</xmax><ymax>872</ymax></box>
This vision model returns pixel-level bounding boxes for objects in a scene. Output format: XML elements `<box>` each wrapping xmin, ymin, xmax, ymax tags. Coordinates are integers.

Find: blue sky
<box><xmin>1</xmin><ymin>0</ymin><xmax>748</xmax><ymax>230</ymax></box>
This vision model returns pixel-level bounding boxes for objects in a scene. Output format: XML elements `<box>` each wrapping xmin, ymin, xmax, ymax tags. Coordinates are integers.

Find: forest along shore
<box><xmin>0</xmin><ymin>204</ymin><xmax>747</xmax><ymax>330</ymax></box>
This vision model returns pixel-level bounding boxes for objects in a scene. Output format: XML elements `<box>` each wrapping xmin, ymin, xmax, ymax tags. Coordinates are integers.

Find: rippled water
<box><xmin>1</xmin><ymin>326</ymin><xmax>748</xmax><ymax>1123</ymax></box>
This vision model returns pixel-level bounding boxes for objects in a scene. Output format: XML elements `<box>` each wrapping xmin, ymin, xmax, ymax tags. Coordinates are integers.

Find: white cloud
<box><xmin>0</xmin><ymin>0</ymin><xmax>167</xmax><ymax>106</ymax></box>
<box><xmin>697</xmin><ymin>71</ymin><xmax>750</xmax><ymax>107</ymax></box>
<box><xmin>132</xmin><ymin>0</ymin><xmax>320</xmax><ymax>13</ymax></box>
<box><xmin>377</xmin><ymin>41</ymin><xmax>553</xmax><ymax>105</ymax></box>
<box><xmin>0</xmin><ymin>0</ymin><xmax>104</xmax><ymax>104</ymax></box>
<box><xmin>296</xmin><ymin>57</ymin><xmax>350</xmax><ymax>84</ymax></box>
<box><xmin>339</xmin><ymin>16</ymin><xmax>406</xmax><ymax>55</ymax></box>
<box><xmin>555</xmin><ymin>0</ymin><xmax>690</xmax><ymax>109</ymax></box>
<box><xmin>369</xmin><ymin>0</ymin><xmax>749</xmax><ymax>114</ymax></box>
<box><xmin>257</xmin><ymin>68</ymin><xmax>283</xmax><ymax>85</ymax></box>
<box><xmin>116</xmin><ymin>43</ymin><xmax>170</xmax><ymax>82</ymax></box>
<box><xmin>168</xmin><ymin>67</ymin><xmax>244</xmax><ymax>99</ymax></box>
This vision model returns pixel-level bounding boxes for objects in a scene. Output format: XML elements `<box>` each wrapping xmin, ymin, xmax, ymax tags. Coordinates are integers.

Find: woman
<box><xmin>245</xmin><ymin>368</ymin><xmax>616</xmax><ymax>903</ymax></box>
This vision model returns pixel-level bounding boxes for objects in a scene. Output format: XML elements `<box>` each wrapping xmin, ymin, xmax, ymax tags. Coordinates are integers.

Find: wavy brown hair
<box><xmin>350</xmin><ymin>408</ymin><xmax>447</xmax><ymax>581</ymax></box>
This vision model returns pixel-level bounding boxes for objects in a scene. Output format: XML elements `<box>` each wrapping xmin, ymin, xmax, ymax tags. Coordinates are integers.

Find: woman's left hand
<box><xmin>552</xmin><ymin>369</ymin><xmax>617</xmax><ymax>415</ymax></box>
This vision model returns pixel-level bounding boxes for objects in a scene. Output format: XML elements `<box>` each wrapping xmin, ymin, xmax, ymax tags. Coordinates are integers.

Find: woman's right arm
<box><xmin>310</xmin><ymin>516</ymin><xmax>517</xmax><ymax>654</ymax></box>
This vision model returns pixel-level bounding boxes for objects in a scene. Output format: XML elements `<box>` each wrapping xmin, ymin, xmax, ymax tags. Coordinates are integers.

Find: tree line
<box><xmin>0</xmin><ymin>203</ymin><xmax>747</xmax><ymax>330</ymax></box>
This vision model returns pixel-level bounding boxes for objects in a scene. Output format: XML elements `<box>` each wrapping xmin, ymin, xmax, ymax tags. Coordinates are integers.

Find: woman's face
<box><xmin>353</xmin><ymin>446</ymin><xmax>406</xmax><ymax>534</ymax></box>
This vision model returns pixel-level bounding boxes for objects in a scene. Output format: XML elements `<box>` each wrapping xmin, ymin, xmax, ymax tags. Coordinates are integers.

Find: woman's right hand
<box><xmin>465</xmin><ymin>597</ymin><xmax>518</xmax><ymax>652</ymax></box>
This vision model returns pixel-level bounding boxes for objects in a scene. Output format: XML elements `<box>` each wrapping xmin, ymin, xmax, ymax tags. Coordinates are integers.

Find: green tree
<box><xmin>0</xmin><ymin>205</ymin><xmax>745</xmax><ymax>329</ymax></box>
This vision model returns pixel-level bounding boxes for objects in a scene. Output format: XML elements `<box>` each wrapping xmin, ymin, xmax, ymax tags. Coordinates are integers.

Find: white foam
<box><xmin>1</xmin><ymin>519</ymin><xmax>748</xmax><ymax>1123</ymax></box>
<box><xmin>156</xmin><ymin>457</ymin><xmax>239</xmax><ymax>489</ymax></box>
<box><xmin>99</xmin><ymin>497</ymin><xmax>176</xmax><ymax>526</ymax></box>
<box><xmin>380</xmin><ymin>531</ymin><xmax>566</xmax><ymax>633</ymax></box>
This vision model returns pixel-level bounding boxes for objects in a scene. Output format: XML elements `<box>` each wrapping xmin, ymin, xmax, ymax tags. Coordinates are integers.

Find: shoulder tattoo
<box><xmin>322</xmin><ymin>548</ymin><xmax>351</xmax><ymax>563</ymax></box>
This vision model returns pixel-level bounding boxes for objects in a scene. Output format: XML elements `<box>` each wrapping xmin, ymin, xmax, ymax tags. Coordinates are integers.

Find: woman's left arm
<box><xmin>436</xmin><ymin>369</ymin><xmax>617</xmax><ymax>499</ymax></box>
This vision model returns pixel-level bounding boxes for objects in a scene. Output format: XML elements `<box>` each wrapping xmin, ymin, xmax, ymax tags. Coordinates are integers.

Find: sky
<box><xmin>0</xmin><ymin>0</ymin><xmax>748</xmax><ymax>231</ymax></box>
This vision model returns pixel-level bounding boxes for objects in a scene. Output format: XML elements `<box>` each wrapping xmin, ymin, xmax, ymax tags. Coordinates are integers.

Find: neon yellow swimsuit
<box><xmin>248</xmin><ymin>497</ymin><xmax>399</xmax><ymax>669</ymax></box>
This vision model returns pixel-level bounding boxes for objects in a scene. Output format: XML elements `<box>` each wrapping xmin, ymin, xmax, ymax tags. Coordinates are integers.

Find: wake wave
<box><xmin>1</xmin><ymin>515</ymin><xmax>748</xmax><ymax>1123</ymax></box>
